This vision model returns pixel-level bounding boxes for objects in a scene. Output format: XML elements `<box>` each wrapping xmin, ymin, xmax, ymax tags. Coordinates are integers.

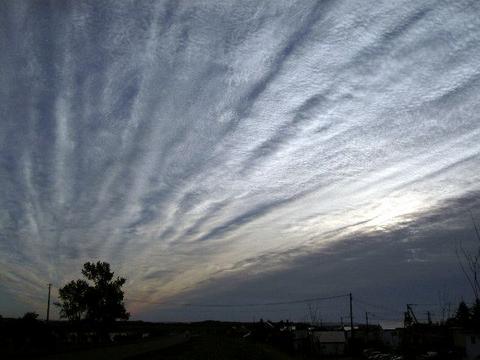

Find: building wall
<box><xmin>454</xmin><ymin>332</ymin><xmax>480</xmax><ymax>360</ymax></box>
<box><xmin>466</xmin><ymin>334</ymin><xmax>480</xmax><ymax>360</ymax></box>
<box><xmin>382</xmin><ymin>330</ymin><xmax>400</xmax><ymax>349</ymax></box>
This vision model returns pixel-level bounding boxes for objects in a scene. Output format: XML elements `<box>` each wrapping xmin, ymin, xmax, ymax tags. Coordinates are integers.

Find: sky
<box><xmin>1</xmin><ymin>0</ymin><xmax>480</xmax><ymax>325</ymax></box>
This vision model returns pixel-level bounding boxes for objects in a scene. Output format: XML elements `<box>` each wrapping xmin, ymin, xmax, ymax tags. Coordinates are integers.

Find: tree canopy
<box><xmin>56</xmin><ymin>261</ymin><xmax>129</xmax><ymax>323</ymax></box>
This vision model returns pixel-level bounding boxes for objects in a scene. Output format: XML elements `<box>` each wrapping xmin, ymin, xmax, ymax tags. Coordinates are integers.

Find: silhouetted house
<box><xmin>382</xmin><ymin>328</ymin><xmax>401</xmax><ymax>349</ymax></box>
<box><xmin>402</xmin><ymin>323</ymin><xmax>449</xmax><ymax>353</ymax></box>
<box><xmin>343</xmin><ymin>325</ymin><xmax>358</xmax><ymax>340</ymax></box>
<box><xmin>354</xmin><ymin>324</ymin><xmax>383</xmax><ymax>345</ymax></box>
<box><xmin>453</xmin><ymin>329</ymin><xmax>480</xmax><ymax>360</ymax></box>
<box><xmin>312</xmin><ymin>330</ymin><xmax>346</xmax><ymax>356</ymax></box>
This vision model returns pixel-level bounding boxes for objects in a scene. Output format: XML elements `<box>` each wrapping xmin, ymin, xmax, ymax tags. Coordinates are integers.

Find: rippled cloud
<box><xmin>1</xmin><ymin>0</ymin><xmax>480</xmax><ymax>318</ymax></box>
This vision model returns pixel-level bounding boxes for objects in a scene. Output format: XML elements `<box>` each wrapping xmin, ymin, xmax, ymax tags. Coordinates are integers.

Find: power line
<box><xmin>126</xmin><ymin>293</ymin><xmax>350</xmax><ymax>308</ymax></box>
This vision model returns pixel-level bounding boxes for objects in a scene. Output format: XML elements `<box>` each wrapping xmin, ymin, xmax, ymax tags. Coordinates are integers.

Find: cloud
<box><xmin>0</xmin><ymin>0</ymin><xmax>480</xmax><ymax>319</ymax></box>
<box><xmin>144</xmin><ymin>191</ymin><xmax>480</xmax><ymax>322</ymax></box>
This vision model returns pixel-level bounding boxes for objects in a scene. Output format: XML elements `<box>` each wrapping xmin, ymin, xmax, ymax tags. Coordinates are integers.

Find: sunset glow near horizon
<box><xmin>1</xmin><ymin>0</ymin><xmax>480</xmax><ymax>322</ymax></box>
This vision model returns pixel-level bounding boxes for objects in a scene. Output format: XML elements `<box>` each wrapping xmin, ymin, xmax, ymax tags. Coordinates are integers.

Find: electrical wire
<box><xmin>126</xmin><ymin>293</ymin><xmax>350</xmax><ymax>308</ymax></box>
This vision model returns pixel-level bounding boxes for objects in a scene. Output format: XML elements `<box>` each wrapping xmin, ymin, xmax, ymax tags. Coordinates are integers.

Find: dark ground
<box><xmin>127</xmin><ymin>333</ymin><xmax>296</xmax><ymax>360</ymax></box>
<box><xmin>3</xmin><ymin>320</ymin><xmax>358</xmax><ymax>360</ymax></box>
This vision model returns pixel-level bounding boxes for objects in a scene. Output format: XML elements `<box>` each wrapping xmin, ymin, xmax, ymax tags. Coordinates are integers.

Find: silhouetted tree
<box><xmin>404</xmin><ymin>311</ymin><xmax>414</xmax><ymax>327</ymax></box>
<box><xmin>306</xmin><ymin>302</ymin><xmax>321</xmax><ymax>325</ymax></box>
<box><xmin>456</xmin><ymin>215</ymin><xmax>480</xmax><ymax>300</ymax></box>
<box><xmin>56</xmin><ymin>261</ymin><xmax>129</xmax><ymax>323</ymax></box>
<box><xmin>56</xmin><ymin>279</ymin><xmax>89</xmax><ymax>321</ymax></box>
<box><xmin>471</xmin><ymin>299</ymin><xmax>480</xmax><ymax>329</ymax></box>
<box><xmin>455</xmin><ymin>301</ymin><xmax>471</xmax><ymax>327</ymax></box>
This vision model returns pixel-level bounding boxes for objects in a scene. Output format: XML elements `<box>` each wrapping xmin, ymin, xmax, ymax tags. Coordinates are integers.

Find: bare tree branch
<box><xmin>456</xmin><ymin>239</ymin><xmax>479</xmax><ymax>300</ymax></box>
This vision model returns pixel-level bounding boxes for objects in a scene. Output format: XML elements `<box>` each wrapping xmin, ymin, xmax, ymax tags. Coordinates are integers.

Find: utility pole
<box><xmin>365</xmin><ymin>312</ymin><xmax>369</xmax><ymax>343</ymax></box>
<box><xmin>46</xmin><ymin>283</ymin><xmax>51</xmax><ymax>322</ymax></box>
<box><xmin>349</xmin><ymin>293</ymin><xmax>354</xmax><ymax>341</ymax></box>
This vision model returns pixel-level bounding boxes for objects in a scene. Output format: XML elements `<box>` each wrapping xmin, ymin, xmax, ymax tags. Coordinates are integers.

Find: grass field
<box><xmin>36</xmin><ymin>333</ymin><xmax>189</xmax><ymax>360</ymax></box>
<box><xmin>126</xmin><ymin>333</ymin><xmax>296</xmax><ymax>360</ymax></box>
